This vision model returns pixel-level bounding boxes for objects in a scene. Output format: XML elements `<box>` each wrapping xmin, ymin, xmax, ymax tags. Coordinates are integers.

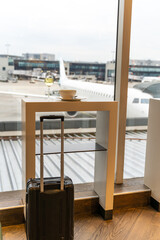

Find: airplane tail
<box><xmin>59</xmin><ymin>58</ymin><xmax>68</xmax><ymax>85</ymax></box>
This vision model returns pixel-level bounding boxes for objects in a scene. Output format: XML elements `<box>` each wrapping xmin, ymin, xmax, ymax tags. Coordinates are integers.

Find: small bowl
<box><xmin>59</xmin><ymin>90</ymin><xmax>76</xmax><ymax>99</ymax></box>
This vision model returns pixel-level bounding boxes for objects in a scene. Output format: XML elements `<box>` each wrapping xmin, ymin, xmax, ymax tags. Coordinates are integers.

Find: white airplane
<box><xmin>0</xmin><ymin>60</ymin><xmax>152</xmax><ymax>123</ymax></box>
<box><xmin>59</xmin><ymin>59</ymin><xmax>153</xmax><ymax>119</ymax></box>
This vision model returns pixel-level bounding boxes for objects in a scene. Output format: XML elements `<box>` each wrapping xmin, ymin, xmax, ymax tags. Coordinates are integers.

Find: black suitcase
<box><xmin>26</xmin><ymin>115</ymin><xmax>74</xmax><ymax>240</ymax></box>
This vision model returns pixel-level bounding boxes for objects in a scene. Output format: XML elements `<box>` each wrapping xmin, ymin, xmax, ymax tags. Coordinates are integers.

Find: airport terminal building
<box><xmin>14</xmin><ymin>59</ymin><xmax>106</xmax><ymax>81</ymax></box>
<box><xmin>0</xmin><ymin>54</ymin><xmax>23</xmax><ymax>81</ymax></box>
<box><xmin>1</xmin><ymin>54</ymin><xmax>160</xmax><ymax>82</ymax></box>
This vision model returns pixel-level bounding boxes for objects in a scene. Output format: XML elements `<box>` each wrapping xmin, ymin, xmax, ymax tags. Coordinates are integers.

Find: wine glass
<box><xmin>45</xmin><ymin>72</ymin><xmax>54</xmax><ymax>99</ymax></box>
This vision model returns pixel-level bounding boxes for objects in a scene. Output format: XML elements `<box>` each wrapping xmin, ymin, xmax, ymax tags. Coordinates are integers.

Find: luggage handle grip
<box><xmin>40</xmin><ymin>115</ymin><xmax>64</xmax><ymax>122</ymax></box>
<box><xmin>40</xmin><ymin>115</ymin><xmax>64</xmax><ymax>193</ymax></box>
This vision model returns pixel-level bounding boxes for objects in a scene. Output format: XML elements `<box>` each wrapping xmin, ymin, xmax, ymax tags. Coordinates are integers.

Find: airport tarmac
<box><xmin>0</xmin><ymin>80</ymin><xmax>61</xmax><ymax>122</ymax></box>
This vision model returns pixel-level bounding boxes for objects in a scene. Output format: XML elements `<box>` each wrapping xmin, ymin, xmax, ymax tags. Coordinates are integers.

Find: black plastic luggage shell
<box><xmin>26</xmin><ymin>177</ymin><xmax>74</xmax><ymax>240</ymax></box>
<box><xmin>26</xmin><ymin>177</ymin><xmax>73</xmax><ymax>192</ymax></box>
<box><xmin>26</xmin><ymin>115</ymin><xmax>74</xmax><ymax>239</ymax></box>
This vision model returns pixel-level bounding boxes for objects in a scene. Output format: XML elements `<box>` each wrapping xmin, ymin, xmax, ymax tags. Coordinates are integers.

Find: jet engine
<box><xmin>64</xmin><ymin>111</ymin><xmax>78</xmax><ymax>118</ymax></box>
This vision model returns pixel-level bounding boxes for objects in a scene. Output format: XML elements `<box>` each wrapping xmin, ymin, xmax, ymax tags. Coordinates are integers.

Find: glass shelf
<box><xmin>36</xmin><ymin>142</ymin><xmax>107</xmax><ymax>155</ymax></box>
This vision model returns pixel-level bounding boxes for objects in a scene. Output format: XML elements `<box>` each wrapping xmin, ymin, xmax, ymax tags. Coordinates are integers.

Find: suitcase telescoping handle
<box><xmin>40</xmin><ymin>115</ymin><xmax>64</xmax><ymax>193</ymax></box>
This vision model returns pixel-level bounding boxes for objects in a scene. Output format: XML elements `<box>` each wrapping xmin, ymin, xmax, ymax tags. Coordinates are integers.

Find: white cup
<box><xmin>59</xmin><ymin>90</ymin><xmax>76</xmax><ymax>99</ymax></box>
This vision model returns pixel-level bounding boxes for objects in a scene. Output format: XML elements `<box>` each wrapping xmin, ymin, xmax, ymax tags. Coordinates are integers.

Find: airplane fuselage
<box><xmin>60</xmin><ymin>78</ymin><xmax>152</xmax><ymax>119</ymax></box>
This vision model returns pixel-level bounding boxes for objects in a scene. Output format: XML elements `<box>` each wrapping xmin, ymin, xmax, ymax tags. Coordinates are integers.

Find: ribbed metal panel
<box><xmin>0</xmin><ymin>131</ymin><xmax>147</xmax><ymax>192</ymax></box>
<box><xmin>124</xmin><ymin>131</ymin><xmax>146</xmax><ymax>179</ymax></box>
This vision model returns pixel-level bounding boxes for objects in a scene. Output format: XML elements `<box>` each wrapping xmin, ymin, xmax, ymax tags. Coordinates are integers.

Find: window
<box><xmin>132</xmin><ymin>98</ymin><xmax>139</xmax><ymax>103</ymax></box>
<box><xmin>124</xmin><ymin>0</ymin><xmax>160</xmax><ymax>180</ymax></box>
<box><xmin>141</xmin><ymin>98</ymin><xmax>149</xmax><ymax>104</ymax></box>
<box><xmin>0</xmin><ymin>0</ymin><xmax>118</xmax><ymax>192</ymax></box>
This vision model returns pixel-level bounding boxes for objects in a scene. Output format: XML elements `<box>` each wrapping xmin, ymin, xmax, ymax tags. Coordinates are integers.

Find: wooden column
<box><xmin>115</xmin><ymin>0</ymin><xmax>132</xmax><ymax>184</ymax></box>
<box><xmin>94</xmin><ymin>108</ymin><xmax>117</xmax><ymax>220</ymax></box>
<box><xmin>22</xmin><ymin>100</ymin><xmax>35</xmax><ymax>189</ymax></box>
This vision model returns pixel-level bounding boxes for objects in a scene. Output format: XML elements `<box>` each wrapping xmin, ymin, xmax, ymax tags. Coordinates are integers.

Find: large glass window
<box><xmin>124</xmin><ymin>0</ymin><xmax>160</xmax><ymax>179</ymax></box>
<box><xmin>0</xmin><ymin>0</ymin><xmax>118</xmax><ymax>192</ymax></box>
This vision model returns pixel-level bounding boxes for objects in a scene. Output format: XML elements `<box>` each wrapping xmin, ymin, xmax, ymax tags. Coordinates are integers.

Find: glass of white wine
<box><xmin>45</xmin><ymin>71</ymin><xmax>54</xmax><ymax>99</ymax></box>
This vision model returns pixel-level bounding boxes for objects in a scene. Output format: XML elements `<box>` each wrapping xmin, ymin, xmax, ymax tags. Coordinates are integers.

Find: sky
<box><xmin>130</xmin><ymin>0</ymin><xmax>160</xmax><ymax>61</ymax></box>
<box><xmin>0</xmin><ymin>0</ymin><xmax>160</xmax><ymax>62</ymax></box>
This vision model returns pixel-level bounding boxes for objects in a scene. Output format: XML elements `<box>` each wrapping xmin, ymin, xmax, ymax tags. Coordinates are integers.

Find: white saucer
<box><xmin>58</xmin><ymin>96</ymin><xmax>86</xmax><ymax>101</ymax></box>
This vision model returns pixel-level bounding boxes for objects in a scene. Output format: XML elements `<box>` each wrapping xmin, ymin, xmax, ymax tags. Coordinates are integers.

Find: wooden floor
<box><xmin>2</xmin><ymin>206</ymin><xmax>160</xmax><ymax>240</ymax></box>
